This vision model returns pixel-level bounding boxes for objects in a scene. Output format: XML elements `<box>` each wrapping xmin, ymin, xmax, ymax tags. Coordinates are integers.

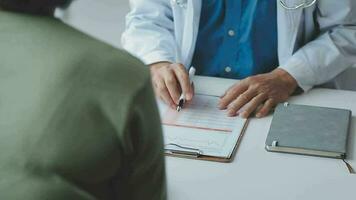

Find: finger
<box><xmin>164</xmin><ymin>72</ymin><xmax>181</xmax><ymax>104</ymax></box>
<box><xmin>227</xmin><ymin>89</ymin><xmax>257</xmax><ymax>117</ymax></box>
<box><xmin>160</xmin><ymin>94</ymin><xmax>176</xmax><ymax>110</ymax></box>
<box><xmin>220</xmin><ymin>80</ymin><xmax>244</xmax><ymax>98</ymax></box>
<box><xmin>256</xmin><ymin>98</ymin><xmax>276</xmax><ymax>118</ymax></box>
<box><xmin>239</xmin><ymin>93</ymin><xmax>267</xmax><ymax>118</ymax></box>
<box><xmin>173</xmin><ymin>64</ymin><xmax>193</xmax><ymax>100</ymax></box>
<box><xmin>152</xmin><ymin>76</ymin><xmax>164</xmax><ymax>96</ymax></box>
<box><xmin>189</xmin><ymin>82</ymin><xmax>195</xmax><ymax>101</ymax></box>
<box><xmin>219</xmin><ymin>83</ymin><xmax>248</xmax><ymax>110</ymax></box>
<box><xmin>156</xmin><ymin>79</ymin><xmax>176</xmax><ymax>109</ymax></box>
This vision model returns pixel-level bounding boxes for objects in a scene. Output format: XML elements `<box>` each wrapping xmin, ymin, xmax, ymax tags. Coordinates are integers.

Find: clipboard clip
<box><xmin>165</xmin><ymin>143</ymin><xmax>203</xmax><ymax>158</ymax></box>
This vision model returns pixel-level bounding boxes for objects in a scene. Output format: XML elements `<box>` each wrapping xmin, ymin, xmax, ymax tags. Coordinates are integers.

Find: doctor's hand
<box><xmin>218</xmin><ymin>68</ymin><xmax>298</xmax><ymax>118</ymax></box>
<box><xmin>150</xmin><ymin>62</ymin><xmax>194</xmax><ymax>109</ymax></box>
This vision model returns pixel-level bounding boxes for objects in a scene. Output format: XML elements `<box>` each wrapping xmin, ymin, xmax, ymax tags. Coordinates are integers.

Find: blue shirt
<box><xmin>191</xmin><ymin>0</ymin><xmax>278</xmax><ymax>79</ymax></box>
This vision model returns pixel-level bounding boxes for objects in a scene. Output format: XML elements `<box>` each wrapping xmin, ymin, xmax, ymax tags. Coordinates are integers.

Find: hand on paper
<box><xmin>150</xmin><ymin>62</ymin><xmax>194</xmax><ymax>109</ymax></box>
<box><xmin>218</xmin><ymin>68</ymin><xmax>298</xmax><ymax>118</ymax></box>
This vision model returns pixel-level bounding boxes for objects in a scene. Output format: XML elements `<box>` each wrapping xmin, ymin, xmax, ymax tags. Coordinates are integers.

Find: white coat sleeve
<box><xmin>280</xmin><ymin>0</ymin><xmax>356</xmax><ymax>91</ymax></box>
<box><xmin>121</xmin><ymin>0</ymin><xmax>177</xmax><ymax>65</ymax></box>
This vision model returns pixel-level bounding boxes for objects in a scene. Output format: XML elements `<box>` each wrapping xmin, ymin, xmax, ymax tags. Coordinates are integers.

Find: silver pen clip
<box><xmin>165</xmin><ymin>143</ymin><xmax>203</xmax><ymax>158</ymax></box>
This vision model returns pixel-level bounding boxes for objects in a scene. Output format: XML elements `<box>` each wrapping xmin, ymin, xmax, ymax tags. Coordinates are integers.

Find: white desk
<box><xmin>165</xmin><ymin>76</ymin><xmax>356</xmax><ymax>200</ymax></box>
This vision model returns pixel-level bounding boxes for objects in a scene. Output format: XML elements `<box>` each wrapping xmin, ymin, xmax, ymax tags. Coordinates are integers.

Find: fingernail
<box><xmin>256</xmin><ymin>113</ymin><xmax>262</xmax><ymax>118</ymax></box>
<box><xmin>240</xmin><ymin>112</ymin><xmax>248</xmax><ymax>118</ymax></box>
<box><xmin>219</xmin><ymin>105</ymin><xmax>226</xmax><ymax>110</ymax></box>
<box><xmin>186</xmin><ymin>93</ymin><xmax>192</xmax><ymax>100</ymax></box>
<box><xmin>218</xmin><ymin>101</ymin><xmax>224</xmax><ymax>108</ymax></box>
<box><xmin>228</xmin><ymin>110</ymin><xmax>235</xmax><ymax>117</ymax></box>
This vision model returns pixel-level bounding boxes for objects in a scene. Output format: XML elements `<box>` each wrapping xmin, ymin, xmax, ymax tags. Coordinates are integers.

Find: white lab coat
<box><xmin>122</xmin><ymin>0</ymin><xmax>356</xmax><ymax>91</ymax></box>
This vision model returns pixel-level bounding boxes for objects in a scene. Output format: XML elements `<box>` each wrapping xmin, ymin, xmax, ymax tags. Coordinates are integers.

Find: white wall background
<box><xmin>56</xmin><ymin>0</ymin><xmax>129</xmax><ymax>49</ymax></box>
<box><xmin>56</xmin><ymin>0</ymin><xmax>356</xmax><ymax>91</ymax></box>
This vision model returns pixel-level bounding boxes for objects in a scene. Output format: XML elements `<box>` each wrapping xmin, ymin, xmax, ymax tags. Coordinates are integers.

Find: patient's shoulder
<box><xmin>71</xmin><ymin>42</ymin><xmax>150</xmax><ymax>95</ymax></box>
<box><xmin>1</xmin><ymin>11</ymin><xmax>151</xmax><ymax>101</ymax></box>
<box><xmin>39</xmin><ymin>17</ymin><xmax>151</xmax><ymax>95</ymax></box>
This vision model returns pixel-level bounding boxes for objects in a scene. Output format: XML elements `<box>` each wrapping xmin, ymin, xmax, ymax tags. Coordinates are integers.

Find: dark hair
<box><xmin>0</xmin><ymin>0</ymin><xmax>72</xmax><ymax>15</ymax></box>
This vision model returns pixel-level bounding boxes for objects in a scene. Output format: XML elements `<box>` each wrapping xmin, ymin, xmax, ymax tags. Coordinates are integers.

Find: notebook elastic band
<box><xmin>342</xmin><ymin>159</ymin><xmax>355</xmax><ymax>174</ymax></box>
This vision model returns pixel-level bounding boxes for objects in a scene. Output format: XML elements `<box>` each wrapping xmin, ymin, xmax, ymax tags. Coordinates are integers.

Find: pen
<box><xmin>176</xmin><ymin>66</ymin><xmax>196</xmax><ymax>112</ymax></box>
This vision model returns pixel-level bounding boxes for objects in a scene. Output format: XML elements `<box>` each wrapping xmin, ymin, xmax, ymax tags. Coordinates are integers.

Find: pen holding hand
<box><xmin>149</xmin><ymin>63</ymin><xmax>195</xmax><ymax>109</ymax></box>
<box><xmin>177</xmin><ymin>67</ymin><xmax>196</xmax><ymax>112</ymax></box>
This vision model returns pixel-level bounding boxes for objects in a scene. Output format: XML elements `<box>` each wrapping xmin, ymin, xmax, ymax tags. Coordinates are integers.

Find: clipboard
<box><xmin>164</xmin><ymin>119</ymin><xmax>250</xmax><ymax>163</ymax></box>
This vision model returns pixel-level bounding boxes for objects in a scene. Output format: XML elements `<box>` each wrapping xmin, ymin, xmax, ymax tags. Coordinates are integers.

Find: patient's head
<box><xmin>0</xmin><ymin>0</ymin><xmax>72</xmax><ymax>15</ymax></box>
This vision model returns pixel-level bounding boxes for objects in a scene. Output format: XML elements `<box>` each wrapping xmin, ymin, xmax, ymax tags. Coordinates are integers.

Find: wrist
<box><xmin>273</xmin><ymin>68</ymin><xmax>298</xmax><ymax>94</ymax></box>
<box><xmin>149</xmin><ymin>61</ymin><xmax>172</xmax><ymax>70</ymax></box>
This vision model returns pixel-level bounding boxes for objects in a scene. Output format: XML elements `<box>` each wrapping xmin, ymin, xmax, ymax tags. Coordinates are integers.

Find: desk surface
<box><xmin>165</xmin><ymin>76</ymin><xmax>356</xmax><ymax>200</ymax></box>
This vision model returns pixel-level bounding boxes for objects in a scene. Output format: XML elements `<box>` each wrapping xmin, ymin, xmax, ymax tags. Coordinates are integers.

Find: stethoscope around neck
<box><xmin>279</xmin><ymin>0</ymin><xmax>317</xmax><ymax>10</ymax></box>
<box><xmin>172</xmin><ymin>0</ymin><xmax>317</xmax><ymax>10</ymax></box>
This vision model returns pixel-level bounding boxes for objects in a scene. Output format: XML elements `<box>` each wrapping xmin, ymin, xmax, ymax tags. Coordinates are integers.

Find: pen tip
<box><xmin>176</xmin><ymin>106</ymin><xmax>181</xmax><ymax>112</ymax></box>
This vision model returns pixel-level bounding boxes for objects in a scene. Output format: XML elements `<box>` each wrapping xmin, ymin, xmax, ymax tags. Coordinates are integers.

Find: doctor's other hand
<box><xmin>150</xmin><ymin>62</ymin><xmax>194</xmax><ymax>109</ymax></box>
<box><xmin>218</xmin><ymin>68</ymin><xmax>298</xmax><ymax>118</ymax></box>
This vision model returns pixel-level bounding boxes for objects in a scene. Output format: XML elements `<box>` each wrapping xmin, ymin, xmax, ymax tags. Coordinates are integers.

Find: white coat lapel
<box><xmin>277</xmin><ymin>0</ymin><xmax>304</xmax><ymax>65</ymax></box>
<box><xmin>180</xmin><ymin>0</ymin><xmax>201</xmax><ymax>68</ymax></box>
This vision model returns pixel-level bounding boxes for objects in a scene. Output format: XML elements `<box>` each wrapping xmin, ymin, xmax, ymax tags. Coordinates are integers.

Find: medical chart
<box><xmin>162</xmin><ymin>95</ymin><xmax>237</xmax><ymax>132</ymax></box>
<box><xmin>158</xmin><ymin>94</ymin><xmax>247</xmax><ymax>158</ymax></box>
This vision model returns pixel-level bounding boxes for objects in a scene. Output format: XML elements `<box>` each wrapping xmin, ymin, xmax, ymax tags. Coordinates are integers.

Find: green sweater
<box><xmin>0</xmin><ymin>10</ymin><xmax>166</xmax><ymax>200</ymax></box>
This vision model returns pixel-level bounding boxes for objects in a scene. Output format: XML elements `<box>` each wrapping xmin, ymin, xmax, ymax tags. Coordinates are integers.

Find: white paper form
<box><xmin>162</xmin><ymin>95</ymin><xmax>237</xmax><ymax>132</ymax></box>
<box><xmin>158</xmin><ymin>94</ymin><xmax>247</xmax><ymax>158</ymax></box>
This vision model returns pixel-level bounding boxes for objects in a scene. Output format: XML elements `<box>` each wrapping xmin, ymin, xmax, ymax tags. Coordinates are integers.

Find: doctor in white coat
<box><xmin>122</xmin><ymin>0</ymin><xmax>356</xmax><ymax>118</ymax></box>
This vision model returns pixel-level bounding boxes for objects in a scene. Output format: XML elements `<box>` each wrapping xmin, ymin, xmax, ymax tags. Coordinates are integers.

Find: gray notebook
<box><xmin>265</xmin><ymin>103</ymin><xmax>352</xmax><ymax>159</ymax></box>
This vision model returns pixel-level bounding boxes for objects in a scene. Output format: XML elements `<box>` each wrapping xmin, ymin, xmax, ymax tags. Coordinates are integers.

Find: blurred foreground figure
<box><xmin>0</xmin><ymin>1</ymin><xmax>166</xmax><ymax>199</ymax></box>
